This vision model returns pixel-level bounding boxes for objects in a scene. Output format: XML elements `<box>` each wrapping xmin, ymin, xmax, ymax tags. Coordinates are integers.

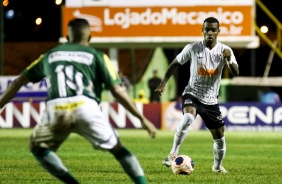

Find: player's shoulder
<box><xmin>217</xmin><ymin>42</ymin><xmax>232</xmax><ymax>50</ymax></box>
<box><xmin>91</xmin><ymin>47</ymin><xmax>106</xmax><ymax>56</ymax></box>
<box><xmin>183</xmin><ymin>41</ymin><xmax>202</xmax><ymax>51</ymax></box>
<box><xmin>183</xmin><ymin>41</ymin><xmax>203</xmax><ymax>54</ymax></box>
<box><xmin>185</xmin><ymin>41</ymin><xmax>202</xmax><ymax>47</ymax></box>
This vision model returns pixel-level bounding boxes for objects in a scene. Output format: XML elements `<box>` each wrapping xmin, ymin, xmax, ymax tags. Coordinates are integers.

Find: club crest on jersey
<box><xmin>213</xmin><ymin>54</ymin><xmax>222</xmax><ymax>63</ymax></box>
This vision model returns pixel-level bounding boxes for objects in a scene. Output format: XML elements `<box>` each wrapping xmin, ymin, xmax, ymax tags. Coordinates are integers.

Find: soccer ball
<box><xmin>171</xmin><ymin>155</ymin><xmax>194</xmax><ymax>175</ymax></box>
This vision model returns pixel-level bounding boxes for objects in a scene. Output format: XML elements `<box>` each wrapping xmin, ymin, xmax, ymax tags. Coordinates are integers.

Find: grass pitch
<box><xmin>0</xmin><ymin>129</ymin><xmax>281</xmax><ymax>184</ymax></box>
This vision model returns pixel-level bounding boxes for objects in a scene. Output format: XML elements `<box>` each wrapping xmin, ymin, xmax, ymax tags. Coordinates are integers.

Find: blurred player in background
<box><xmin>134</xmin><ymin>89</ymin><xmax>149</xmax><ymax>104</ymax></box>
<box><xmin>148</xmin><ymin>70</ymin><xmax>162</xmax><ymax>103</ymax></box>
<box><xmin>0</xmin><ymin>18</ymin><xmax>157</xmax><ymax>184</ymax></box>
<box><xmin>155</xmin><ymin>17</ymin><xmax>239</xmax><ymax>173</ymax></box>
<box><xmin>118</xmin><ymin>70</ymin><xmax>132</xmax><ymax>93</ymax></box>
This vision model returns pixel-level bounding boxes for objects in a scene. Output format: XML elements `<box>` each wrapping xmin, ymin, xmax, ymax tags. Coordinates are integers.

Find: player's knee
<box><xmin>109</xmin><ymin>142</ymin><xmax>131</xmax><ymax>160</ymax></box>
<box><xmin>30</xmin><ymin>142</ymin><xmax>50</xmax><ymax>159</ymax></box>
<box><xmin>112</xmin><ymin>146</ymin><xmax>132</xmax><ymax>160</ymax></box>
<box><xmin>109</xmin><ymin>142</ymin><xmax>123</xmax><ymax>155</ymax></box>
<box><xmin>183</xmin><ymin>113</ymin><xmax>195</xmax><ymax>127</ymax></box>
<box><xmin>210</xmin><ymin>126</ymin><xmax>225</xmax><ymax>139</ymax></box>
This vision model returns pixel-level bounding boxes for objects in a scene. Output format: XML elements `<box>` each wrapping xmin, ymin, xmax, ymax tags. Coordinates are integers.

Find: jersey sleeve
<box><xmin>96</xmin><ymin>52</ymin><xmax>121</xmax><ymax>89</ymax></box>
<box><xmin>23</xmin><ymin>54</ymin><xmax>46</xmax><ymax>83</ymax></box>
<box><xmin>176</xmin><ymin>44</ymin><xmax>192</xmax><ymax>65</ymax></box>
<box><xmin>224</xmin><ymin>45</ymin><xmax>238</xmax><ymax>66</ymax></box>
<box><xmin>230</xmin><ymin>48</ymin><xmax>238</xmax><ymax>66</ymax></box>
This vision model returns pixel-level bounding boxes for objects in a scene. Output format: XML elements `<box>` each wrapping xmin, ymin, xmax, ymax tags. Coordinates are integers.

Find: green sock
<box><xmin>56</xmin><ymin>172</ymin><xmax>79</xmax><ymax>184</ymax></box>
<box><xmin>31</xmin><ymin>147</ymin><xmax>79</xmax><ymax>184</ymax></box>
<box><xmin>114</xmin><ymin>147</ymin><xmax>147</xmax><ymax>184</ymax></box>
<box><xmin>133</xmin><ymin>176</ymin><xmax>147</xmax><ymax>184</ymax></box>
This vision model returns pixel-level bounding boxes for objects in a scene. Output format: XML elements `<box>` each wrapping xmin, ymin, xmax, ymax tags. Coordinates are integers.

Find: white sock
<box><xmin>213</xmin><ymin>136</ymin><xmax>226</xmax><ymax>169</ymax></box>
<box><xmin>170</xmin><ymin>113</ymin><xmax>195</xmax><ymax>155</ymax></box>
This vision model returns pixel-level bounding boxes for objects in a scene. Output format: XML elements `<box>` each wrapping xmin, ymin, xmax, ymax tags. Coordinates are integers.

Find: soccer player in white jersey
<box><xmin>155</xmin><ymin>17</ymin><xmax>239</xmax><ymax>173</ymax></box>
<box><xmin>0</xmin><ymin>18</ymin><xmax>157</xmax><ymax>184</ymax></box>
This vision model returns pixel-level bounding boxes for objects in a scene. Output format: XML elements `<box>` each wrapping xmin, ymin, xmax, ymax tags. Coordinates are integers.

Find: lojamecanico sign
<box><xmin>61</xmin><ymin>0</ymin><xmax>259</xmax><ymax>48</ymax></box>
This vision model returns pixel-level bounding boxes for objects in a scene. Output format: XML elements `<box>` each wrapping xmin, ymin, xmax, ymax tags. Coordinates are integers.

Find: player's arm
<box><xmin>110</xmin><ymin>84</ymin><xmax>157</xmax><ymax>139</ymax></box>
<box><xmin>0</xmin><ymin>73</ymin><xmax>30</xmax><ymax>108</ymax></box>
<box><xmin>98</xmin><ymin>53</ymin><xmax>157</xmax><ymax>138</ymax></box>
<box><xmin>0</xmin><ymin>54</ymin><xmax>45</xmax><ymax>109</ymax></box>
<box><xmin>227</xmin><ymin>62</ymin><xmax>239</xmax><ymax>77</ymax></box>
<box><xmin>223</xmin><ymin>48</ymin><xmax>239</xmax><ymax>76</ymax></box>
<box><xmin>155</xmin><ymin>58</ymin><xmax>180</xmax><ymax>95</ymax></box>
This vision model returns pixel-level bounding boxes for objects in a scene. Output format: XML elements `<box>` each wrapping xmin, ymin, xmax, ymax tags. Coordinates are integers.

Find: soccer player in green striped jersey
<box><xmin>0</xmin><ymin>18</ymin><xmax>157</xmax><ymax>184</ymax></box>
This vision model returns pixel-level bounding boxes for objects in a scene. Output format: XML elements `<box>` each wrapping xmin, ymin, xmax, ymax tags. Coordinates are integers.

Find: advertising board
<box><xmin>0</xmin><ymin>76</ymin><xmax>48</xmax><ymax>102</ymax></box>
<box><xmin>61</xmin><ymin>0</ymin><xmax>258</xmax><ymax>48</ymax></box>
<box><xmin>1</xmin><ymin>101</ymin><xmax>282</xmax><ymax>132</ymax></box>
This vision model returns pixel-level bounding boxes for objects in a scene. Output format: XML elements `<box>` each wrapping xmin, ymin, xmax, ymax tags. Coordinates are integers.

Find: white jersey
<box><xmin>176</xmin><ymin>41</ymin><xmax>238</xmax><ymax>105</ymax></box>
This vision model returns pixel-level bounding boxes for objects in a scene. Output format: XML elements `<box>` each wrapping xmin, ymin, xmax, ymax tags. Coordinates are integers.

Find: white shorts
<box><xmin>30</xmin><ymin>95</ymin><xmax>119</xmax><ymax>151</ymax></box>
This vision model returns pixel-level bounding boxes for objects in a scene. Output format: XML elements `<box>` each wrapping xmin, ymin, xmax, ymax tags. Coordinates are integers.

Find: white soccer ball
<box><xmin>171</xmin><ymin>155</ymin><xmax>195</xmax><ymax>175</ymax></box>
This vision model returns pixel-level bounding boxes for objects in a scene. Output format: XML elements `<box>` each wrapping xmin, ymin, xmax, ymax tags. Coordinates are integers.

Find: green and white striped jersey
<box><xmin>23</xmin><ymin>43</ymin><xmax>121</xmax><ymax>103</ymax></box>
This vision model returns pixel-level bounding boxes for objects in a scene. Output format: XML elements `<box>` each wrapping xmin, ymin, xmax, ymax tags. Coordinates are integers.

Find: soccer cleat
<box><xmin>212</xmin><ymin>165</ymin><xmax>229</xmax><ymax>174</ymax></box>
<box><xmin>162</xmin><ymin>153</ymin><xmax>177</xmax><ymax>167</ymax></box>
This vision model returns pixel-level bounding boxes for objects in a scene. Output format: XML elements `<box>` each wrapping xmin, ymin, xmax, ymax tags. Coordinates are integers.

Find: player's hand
<box><xmin>141</xmin><ymin>117</ymin><xmax>157</xmax><ymax>139</ymax></box>
<box><xmin>223</xmin><ymin>48</ymin><xmax>231</xmax><ymax>62</ymax></box>
<box><xmin>155</xmin><ymin>83</ymin><xmax>166</xmax><ymax>96</ymax></box>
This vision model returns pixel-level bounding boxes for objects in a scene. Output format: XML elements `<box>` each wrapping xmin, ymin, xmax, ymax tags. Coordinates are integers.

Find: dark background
<box><xmin>3</xmin><ymin>0</ymin><xmax>282</xmax><ymax>42</ymax></box>
<box><xmin>2</xmin><ymin>0</ymin><xmax>282</xmax><ymax>100</ymax></box>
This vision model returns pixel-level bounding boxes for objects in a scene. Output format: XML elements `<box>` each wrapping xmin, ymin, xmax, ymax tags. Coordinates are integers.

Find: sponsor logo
<box><xmin>184</xmin><ymin>99</ymin><xmax>193</xmax><ymax>105</ymax></box>
<box><xmin>220</xmin><ymin>105</ymin><xmax>282</xmax><ymax>125</ymax></box>
<box><xmin>103</xmin><ymin>8</ymin><xmax>244</xmax><ymax>29</ymax></box>
<box><xmin>49</xmin><ymin>51</ymin><xmax>93</xmax><ymax>65</ymax></box>
<box><xmin>198</xmin><ymin>65</ymin><xmax>219</xmax><ymax>76</ymax></box>
<box><xmin>217</xmin><ymin>115</ymin><xmax>223</xmax><ymax>121</ymax></box>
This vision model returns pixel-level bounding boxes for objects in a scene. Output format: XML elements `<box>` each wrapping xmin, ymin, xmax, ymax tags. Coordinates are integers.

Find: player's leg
<box><xmin>162</xmin><ymin>95</ymin><xmax>196</xmax><ymax>167</ymax></box>
<box><xmin>201</xmin><ymin>104</ymin><xmax>228</xmax><ymax>173</ymax></box>
<box><xmin>162</xmin><ymin>112</ymin><xmax>195</xmax><ymax>167</ymax></box>
<box><xmin>210</xmin><ymin>126</ymin><xmax>228</xmax><ymax>173</ymax></box>
<box><xmin>76</xmin><ymin>122</ymin><xmax>147</xmax><ymax>184</ymax></box>
<box><xmin>170</xmin><ymin>108</ymin><xmax>196</xmax><ymax>154</ymax></box>
<box><xmin>73</xmin><ymin>97</ymin><xmax>147</xmax><ymax>184</ymax></box>
<box><xmin>30</xmin><ymin>145</ymin><xmax>78</xmax><ymax>183</ymax></box>
<box><xmin>110</xmin><ymin>142</ymin><xmax>147</xmax><ymax>184</ymax></box>
<box><xmin>30</xmin><ymin>106</ymin><xmax>79</xmax><ymax>183</ymax></box>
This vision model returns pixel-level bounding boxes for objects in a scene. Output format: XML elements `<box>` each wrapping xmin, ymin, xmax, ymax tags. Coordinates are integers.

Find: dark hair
<box><xmin>68</xmin><ymin>18</ymin><xmax>90</xmax><ymax>42</ymax></box>
<box><xmin>203</xmin><ymin>17</ymin><xmax>220</xmax><ymax>27</ymax></box>
<box><xmin>68</xmin><ymin>18</ymin><xmax>90</xmax><ymax>29</ymax></box>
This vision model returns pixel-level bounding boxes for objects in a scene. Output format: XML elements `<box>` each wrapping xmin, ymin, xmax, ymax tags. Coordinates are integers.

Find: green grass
<box><xmin>0</xmin><ymin>129</ymin><xmax>282</xmax><ymax>184</ymax></box>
